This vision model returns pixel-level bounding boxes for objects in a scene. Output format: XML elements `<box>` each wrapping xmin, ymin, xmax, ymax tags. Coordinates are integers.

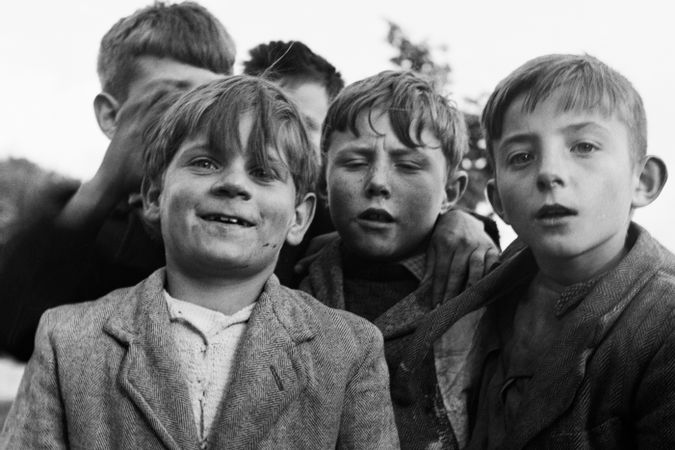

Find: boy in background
<box><xmin>403</xmin><ymin>54</ymin><xmax>674</xmax><ymax>448</ymax></box>
<box><xmin>301</xmin><ymin>70</ymin><xmax>484</xmax><ymax>448</ymax></box>
<box><xmin>0</xmin><ymin>1</ymin><xmax>233</xmax><ymax>361</ymax></box>
<box><xmin>1</xmin><ymin>76</ymin><xmax>398</xmax><ymax>449</ymax></box>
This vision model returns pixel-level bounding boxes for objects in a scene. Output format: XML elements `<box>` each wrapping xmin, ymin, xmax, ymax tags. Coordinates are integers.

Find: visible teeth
<box><xmin>204</xmin><ymin>215</ymin><xmax>250</xmax><ymax>226</ymax></box>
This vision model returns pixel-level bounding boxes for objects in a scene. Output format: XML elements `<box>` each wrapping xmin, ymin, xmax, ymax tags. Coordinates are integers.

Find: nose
<box><xmin>536</xmin><ymin>147</ymin><xmax>567</xmax><ymax>191</ymax></box>
<box><xmin>364</xmin><ymin>159</ymin><xmax>391</xmax><ymax>199</ymax></box>
<box><xmin>211</xmin><ymin>160</ymin><xmax>252</xmax><ymax>200</ymax></box>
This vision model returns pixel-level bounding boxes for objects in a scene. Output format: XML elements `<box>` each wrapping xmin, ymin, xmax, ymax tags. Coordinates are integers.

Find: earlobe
<box><xmin>286</xmin><ymin>193</ymin><xmax>317</xmax><ymax>246</ymax></box>
<box><xmin>440</xmin><ymin>170</ymin><xmax>469</xmax><ymax>214</ymax></box>
<box><xmin>632</xmin><ymin>155</ymin><xmax>668</xmax><ymax>208</ymax></box>
<box><xmin>487</xmin><ymin>179</ymin><xmax>508</xmax><ymax>224</ymax></box>
<box><xmin>141</xmin><ymin>177</ymin><xmax>162</xmax><ymax>225</ymax></box>
<box><xmin>93</xmin><ymin>92</ymin><xmax>120</xmax><ymax>139</ymax></box>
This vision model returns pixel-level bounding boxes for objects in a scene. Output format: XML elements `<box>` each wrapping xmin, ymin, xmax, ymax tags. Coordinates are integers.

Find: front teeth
<box><xmin>204</xmin><ymin>215</ymin><xmax>249</xmax><ymax>226</ymax></box>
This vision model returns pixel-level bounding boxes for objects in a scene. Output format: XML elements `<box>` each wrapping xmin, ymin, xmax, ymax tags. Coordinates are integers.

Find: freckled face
<box><xmin>489</xmin><ymin>93</ymin><xmax>641</xmax><ymax>274</ymax></box>
<box><xmin>156</xmin><ymin>115</ymin><xmax>301</xmax><ymax>279</ymax></box>
<box><xmin>325</xmin><ymin>109</ymin><xmax>450</xmax><ymax>261</ymax></box>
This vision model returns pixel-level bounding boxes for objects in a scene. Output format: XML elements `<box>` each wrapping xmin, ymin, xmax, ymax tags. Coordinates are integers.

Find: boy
<box><xmin>300</xmin><ymin>70</ymin><xmax>485</xmax><ymax>449</ymax></box>
<box><xmin>0</xmin><ymin>1</ymin><xmax>233</xmax><ymax>361</ymax></box>
<box><xmin>1</xmin><ymin>76</ymin><xmax>398</xmax><ymax>449</ymax></box>
<box><xmin>244</xmin><ymin>40</ymin><xmax>499</xmax><ymax>294</ymax></box>
<box><xmin>402</xmin><ymin>54</ymin><xmax>674</xmax><ymax>448</ymax></box>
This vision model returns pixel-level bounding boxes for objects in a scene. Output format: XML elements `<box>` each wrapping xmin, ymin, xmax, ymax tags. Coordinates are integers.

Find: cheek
<box><xmin>327</xmin><ymin>171</ymin><xmax>361</xmax><ymax>213</ymax></box>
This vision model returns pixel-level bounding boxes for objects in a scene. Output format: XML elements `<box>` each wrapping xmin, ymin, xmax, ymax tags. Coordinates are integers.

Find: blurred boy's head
<box><xmin>483</xmin><ymin>54</ymin><xmax>666</xmax><ymax>275</ymax></box>
<box><xmin>141</xmin><ymin>76</ymin><xmax>318</xmax><ymax>279</ymax></box>
<box><xmin>243</xmin><ymin>40</ymin><xmax>344</xmax><ymax>150</ymax></box>
<box><xmin>321</xmin><ymin>70</ymin><xmax>468</xmax><ymax>261</ymax></box>
<box><xmin>95</xmin><ymin>1</ymin><xmax>234</xmax><ymax>139</ymax></box>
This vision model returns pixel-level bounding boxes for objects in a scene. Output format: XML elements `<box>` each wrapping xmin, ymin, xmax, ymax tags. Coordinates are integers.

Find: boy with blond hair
<box><xmin>301</xmin><ymin>70</ymin><xmax>488</xmax><ymax>448</ymax></box>
<box><xmin>1</xmin><ymin>76</ymin><xmax>398</xmax><ymax>449</ymax></box>
<box><xmin>402</xmin><ymin>54</ymin><xmax>675</xmax><ymax>448</ymax></box>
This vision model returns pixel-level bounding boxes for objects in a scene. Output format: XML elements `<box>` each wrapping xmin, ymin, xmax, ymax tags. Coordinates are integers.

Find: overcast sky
<box><xmin>1</xmin><ymin>0</ymin><xmax>673</xmax><ymax>249</ymax></box>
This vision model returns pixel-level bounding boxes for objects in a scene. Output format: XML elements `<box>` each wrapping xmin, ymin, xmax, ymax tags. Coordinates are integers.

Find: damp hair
<box><xmin>143</xmin><ymin>75</ymin><xmax>319</xmax><ymax>205</ymax></box>
<box><xmin>243</xmin><ymin>40</ymin><xmax>344</xmax><ymax>100</ymax></box>
<box><xmin>481</xmin><ymin>53</ymin><xmax>647</xmax><ymax>163</ymax></box>
<box><xmin>320</xmin><ymin>70</ymin><xmax>468</xmax><ymax>179</ymax></box>
<box><xmin>97</xmin><ymin>1</ymin><xmax>236</xmax><ymax>102</ymax></box>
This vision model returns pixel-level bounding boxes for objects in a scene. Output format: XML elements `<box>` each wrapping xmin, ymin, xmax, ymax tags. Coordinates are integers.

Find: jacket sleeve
<box><xmin>337</xmin><ymin>325</ymin><xmax>400</xmax><ymax>449</ymax></box>
<box><xmin>0</xmin><ymin>310</ymin><xmax>67</xmax><ymax>449</ymax></box>
<box><xmin>634</xmin><ymin>316</ymin><xmax>675</xmax><ymax>448</ymax></box>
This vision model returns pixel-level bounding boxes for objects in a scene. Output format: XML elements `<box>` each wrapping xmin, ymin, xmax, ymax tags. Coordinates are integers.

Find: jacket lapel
<box><xmin>104</xmin><ymin>269</ymin><xmax>199</xmax><ymax>450</ymax></box>
<box><xmin>503</xmin><ymin>225</ymin><xmax>663</xmax><ymax>449</ymax></box>
<box><xmin>208</xmin><ymin>277</ymin><xmax>315</xmax><ymax>448</ymax></box>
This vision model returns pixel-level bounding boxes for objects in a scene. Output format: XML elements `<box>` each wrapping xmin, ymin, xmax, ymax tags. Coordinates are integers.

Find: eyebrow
<box><xmin>560</xmin><ymin>121</ymin><xmax>611</xmax><ymax>135</ymax></box>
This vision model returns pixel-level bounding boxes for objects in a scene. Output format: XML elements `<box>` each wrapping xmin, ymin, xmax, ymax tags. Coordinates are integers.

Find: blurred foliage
<box><xmin>385</xmin><ymin>21</ymin><xmax>491</xmax><ymax>212</ymax></box>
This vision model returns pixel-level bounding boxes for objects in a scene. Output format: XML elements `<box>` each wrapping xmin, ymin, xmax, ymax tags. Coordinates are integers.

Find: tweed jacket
<box><xmin>300</xmin><ymin>240</ymin><xmax>481</xmax><ymax>449</ymax></box>
<box><xmin>1</xmin><ymin>269</ymin><xmax>399</xmax><ymax>449</ymax></box>
<box><xmin>401</xmin><ymin>223</ymin><xmax>675</xmax><ymax>449</ymax></box>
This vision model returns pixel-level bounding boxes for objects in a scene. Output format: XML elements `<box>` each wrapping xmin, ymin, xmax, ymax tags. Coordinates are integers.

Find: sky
<box><xmin>0</xmin><ymin>0</ymin><xmax>673</xmax><ymax>250</ymax></box>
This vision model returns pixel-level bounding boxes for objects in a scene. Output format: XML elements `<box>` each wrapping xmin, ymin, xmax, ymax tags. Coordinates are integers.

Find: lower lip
<box><xmin>535</xmin><ymin>214</ymin><xmax>575</xmax><ymax>227</ymax></box>
<box><xmin>355</xmin><ymin>217</ymin><xmax>395</xmax><ymax>230</ymax></box>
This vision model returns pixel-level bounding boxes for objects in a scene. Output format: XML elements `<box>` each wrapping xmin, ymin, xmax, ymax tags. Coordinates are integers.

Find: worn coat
<box><xmin>401</xmin><ymin>223</ymin><xmax>675</xmax><ymax>449</ymax></box>
<box><xmin>1</xmin><ymin>269</ymin><xmax>399</xmax><ymax>449</ymax></box>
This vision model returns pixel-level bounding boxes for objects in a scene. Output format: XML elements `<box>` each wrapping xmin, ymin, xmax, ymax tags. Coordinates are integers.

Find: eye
<box><xmin>189</xmin><ymin>157</ymin><xmax>218</xmax><ymax>171</ymax></box>
<box><xmin>396</xmin><ymin>161</ymin><xmax>422</xmax><ymax>171</ymax></box>
<box><xmin>250</xmin><ymin>166</ymin><xmax>279</xmax><ymax>182</ymax></box>
<box><xmin>571</xmin><ymin>142</ymin><xmax>599</xmax><ymax>154</ymax></box>
<box><xmin>506</xmin><ymin>151</ymin><xmax>534</xmax><ymax>166</ymax></box>
<box><xmin>341</xmin><ymin>158</ymin><xmax>368</xmax><ymax>169</ymax></box>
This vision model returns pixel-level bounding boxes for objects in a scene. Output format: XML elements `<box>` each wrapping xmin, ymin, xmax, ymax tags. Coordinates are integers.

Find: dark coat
<box><xmin>1</xmin><ymin>270</ymin><xmax>399</xmax><ymax>449</ymax></box>
<box><xmin>401</xmin><ymin>223</ymin><xmax>675</xmax><ymax>449</ymax></box>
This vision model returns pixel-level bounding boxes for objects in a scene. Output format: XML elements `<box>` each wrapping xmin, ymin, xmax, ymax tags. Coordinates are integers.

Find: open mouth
<box><xmin>201</xmin><ymin>214</ymin><xmax>254</xmax><ymax>227</ymax></box>
<box><xmin>535</xmin><ymin>204</ymin><xmax>577</xmax><ymax>220</ymax></box>
<box><xmin>358</xmin><ymin>208</ymin><xmax>394</xmax><ymax>223</ymax></box>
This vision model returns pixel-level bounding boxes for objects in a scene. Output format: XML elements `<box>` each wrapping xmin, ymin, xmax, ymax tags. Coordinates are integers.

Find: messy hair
<box><xmin>143</xmin><ymin>75</ymin><xmax>319</xmax><ymax>204</ymax></box>
<box><xmin>97</xmin><ymin>1</ymin><xmax>235</xmax><ymax>101</ymax></box>
<box><xmin>482</xmin><ymin>53</ymin><xmax>647</xmax><ymax>162</ymax></box>
<box><xmin>243</xmin><ymin>40</ymin><xmax>344</xmax><ymax>100</ymax></box>
<box><xmin>321</xmin><ymin>70</ymin><xmax>468</xmax><ymax>179</ymax></box>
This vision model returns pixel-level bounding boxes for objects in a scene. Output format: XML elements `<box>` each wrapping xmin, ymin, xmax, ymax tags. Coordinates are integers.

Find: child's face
<box><xmin>325</xmin><ymin>109</ymin><xmax>453</xmax><ymax>261</ymax></box>
<box><xmin>489</xmin><ymin>92</ymin><xmax>642</xmax><ymax>271</ymax></box>
<box><xmin>145</xmin><ymin>114</ymin><xmax>314</xmax><ymax>279</ymax></box>
<box><xmin>278</xmin><ymin>78</ymin><xmax>330</xmax><ymax>153</ymax></box>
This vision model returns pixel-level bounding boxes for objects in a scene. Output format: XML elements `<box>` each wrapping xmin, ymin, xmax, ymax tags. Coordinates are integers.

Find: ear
<box><xmin>286</xmin><ymin>193</ymin><xmax>317</xmax><ymax>246</ymax></box>
<box><xmin>93</xmin><ymin>92</ymin><xmax>120</xmax><ymax>139</ymax></box>
<box><xmin>486</xmin><ymin>178</ymin><xmax>509</xmax><ymax>224</ymax></box>
<box><xmin>632</xmin><ymin>155</ymin><xmax>668</xmax><ymax>208</ymax></box>
<box><xmin>141</xmin><ymin>176</ymin><xmax>162</xmax><ymax>226</ymax></box>
<box><xmin>440</xmin><ymin>170</ymin><xmax>468</xmax><ymax>214</ymax></box>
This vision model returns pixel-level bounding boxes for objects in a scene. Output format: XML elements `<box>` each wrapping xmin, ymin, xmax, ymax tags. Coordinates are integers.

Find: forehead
<box><xmin>278</xmin><ymin>79</ymin><xmax>330</xmax><ymax>125</ymax></box>
<box><xmin>499</xmin><ymin>93</ymin><xmax>629</xmax><ymax>140</ymax></box>
<box><xmin>126</xmin><ymin>56</ymin><xmax>224</xmax><ymax>103</ymax></box>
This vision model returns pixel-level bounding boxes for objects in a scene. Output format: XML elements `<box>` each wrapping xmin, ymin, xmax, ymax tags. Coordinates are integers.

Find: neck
<box><xmin>165</xmin><ymin>263</ymin><xmax>273</xmax><ymax>315</ymax></box>
<box><xmin>534</xmin><ymin>229</ymin><xmax>629</xmax><ymax>286</ymax></box>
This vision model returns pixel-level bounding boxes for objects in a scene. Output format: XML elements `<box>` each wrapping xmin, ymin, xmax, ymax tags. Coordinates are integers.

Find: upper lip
<box><xmin>357</xmin><ymin>208</ymin><xmax>395</xmax><ymax>223</ymax></box>
<box><xmin>534</xmin><ymin>204</ymin><xmax>577</xmax><ymax>220</ymax></box>
<box><xmin>199</xmin><ymin>212</ymin><xmax>256</xmax><ymax>227</ymax></box>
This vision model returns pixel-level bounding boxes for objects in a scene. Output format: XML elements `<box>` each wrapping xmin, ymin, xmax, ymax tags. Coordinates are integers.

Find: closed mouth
<box><xmin>200</xmin><ymin>214</ymin><xmax>255</xmax><ymax>227</ymax></box>
<box><xmin>535</xmin><ymin>204</ymin><xmax>577</xmax><ymax>220</ymax></box>
<box><xmin>358</xmin><ymin>208</ymin><xmax>395</xmax><ymax>223</ymax></box>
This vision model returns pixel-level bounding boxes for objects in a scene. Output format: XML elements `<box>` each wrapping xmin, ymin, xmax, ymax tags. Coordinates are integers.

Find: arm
<box><xmin>1</xmin><ymin>311</ymin><xmax>67</xmax><ymax>449</ymax></box>
<box><xmin>0</xmin><ymin>82</ymin><xmax>182</xmax><ymax>361</ymax></box>
<box><xmin>425</xmin><ymin>209</ymin><xmax>500</xmax><ymax>305</ymax></box>
<box><xmin>337</xmin><ymin>326</ymin><xmax>400</xmax><ymax>449</ymax></box>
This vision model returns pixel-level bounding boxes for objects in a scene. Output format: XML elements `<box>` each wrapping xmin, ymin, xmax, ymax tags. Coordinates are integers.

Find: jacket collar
<box><xmin>103</xmin><ymin>269</ymin><xmax>318</xmax><ymax>449</ymax></box>
<box><xmin>304</xmin><ymin>239</ymin><xmax>430</xmax><ymax>339</ymax></box>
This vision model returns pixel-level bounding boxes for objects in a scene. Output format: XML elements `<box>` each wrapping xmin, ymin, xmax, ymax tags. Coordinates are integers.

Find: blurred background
<box><xmin>1</xmin><ymin>0</ymin><xmax>673</xmax><ymax>421</ymax></box>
